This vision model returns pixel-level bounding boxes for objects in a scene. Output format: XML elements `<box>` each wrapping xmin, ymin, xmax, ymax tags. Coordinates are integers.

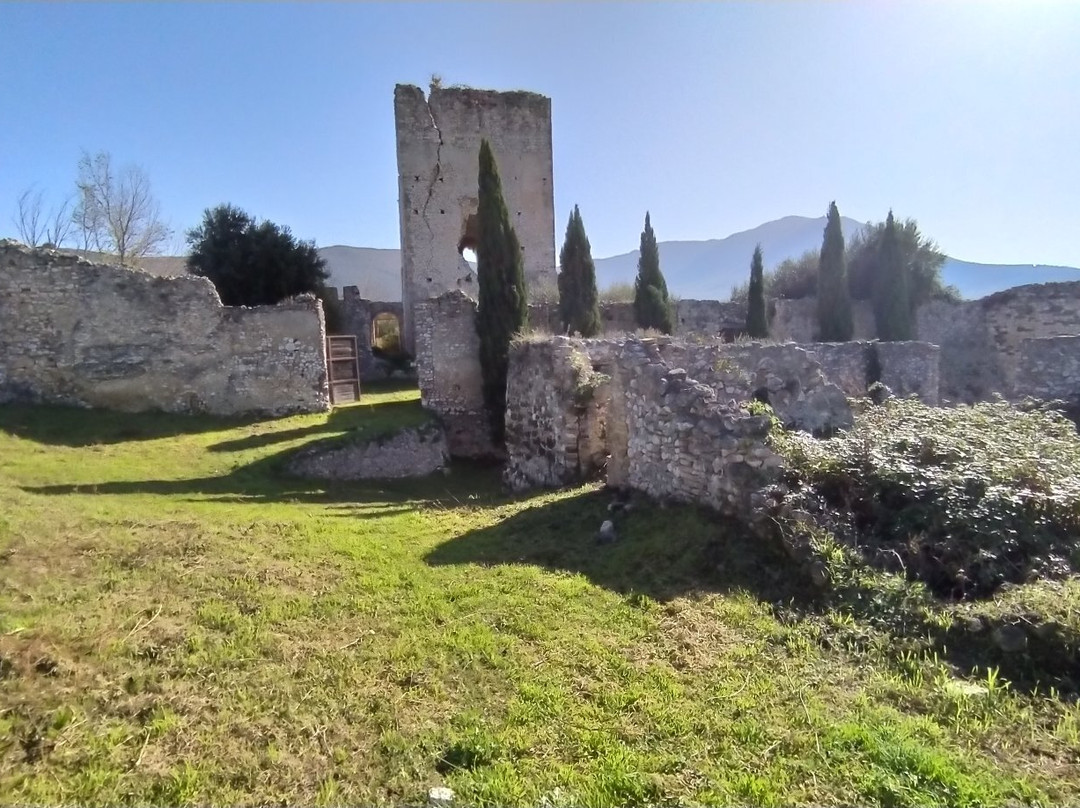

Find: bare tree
<box><xmin>43</xmin><ymin>195</ymin><xmax>74</xmax><ymax>249</ymax></box>
<box><xmin>74</xmin><ymin>151</ymin><xmax>171</xmax><ymax>266</ymax></box>
<box><xmin>13</xmin><ymin>188</ymin><xmax>46</xmax><ymax>247</ymax></box>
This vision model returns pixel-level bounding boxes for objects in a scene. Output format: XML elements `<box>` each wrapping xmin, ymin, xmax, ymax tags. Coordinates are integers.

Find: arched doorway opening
<box><xmin>372</xmin><ymin>312</ymin><xmax>402</xmax><ymax>355</ymax></box>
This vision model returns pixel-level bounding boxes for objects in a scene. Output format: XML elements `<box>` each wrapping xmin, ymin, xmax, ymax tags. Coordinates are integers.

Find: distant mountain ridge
<box><xmin>133</xmin><ymin>216</ymin><xmax>1080</xmax><ymax>303</ymax></box>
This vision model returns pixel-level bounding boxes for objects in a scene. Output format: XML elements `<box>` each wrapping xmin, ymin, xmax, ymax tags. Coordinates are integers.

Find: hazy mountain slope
<box><xmin>941</xmin><ymin>259</ymin><xmax>1080</xmax><ymax>300</ymax></box>
<box><xmin>593</xmin><ymin>215</ymin><xmax>867</xmax><ymax>300</ymax></box>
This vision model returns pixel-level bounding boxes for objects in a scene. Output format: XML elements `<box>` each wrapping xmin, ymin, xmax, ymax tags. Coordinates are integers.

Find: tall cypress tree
<box><xmin>874</xmin><ymin>210</ymin><xmax>914</xmax><ymax>341</ymax></box>
<box><xmin>746</xmin><ymin>243</ymin><xmax>768</xmax><ymax>338</ymax></box>
<box><xmin>632</xmin><ymin>211</ymin><xmax>673</xmax><ymax>333</ymax></box>
<box><xmin>475</xmin><ymin>140</ymin><xmax>528</xmax><ymax>445</ymax></box>
<box><xmin>816</xmin><ymin>201</ymin><xmax>853</xmax><ymax>341</ymax></box>
<box><xmin>557</xmin><ymin>205</ymin><xmax>601</xmax><ymax>337</ymax></box>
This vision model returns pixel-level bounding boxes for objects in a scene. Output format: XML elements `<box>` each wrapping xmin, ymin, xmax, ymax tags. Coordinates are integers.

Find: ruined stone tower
<box><xmin>394</xmin><ymin>83</ymin><xmax>556</xmax><ymax>353</ymax></box>
<box><xmin>394</xmin><ymin>83</ymin><xmax>557</xmax><ymax>456</ymax></box>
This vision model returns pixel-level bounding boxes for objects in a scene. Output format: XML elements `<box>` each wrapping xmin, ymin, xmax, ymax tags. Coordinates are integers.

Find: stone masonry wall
<box><xmin>503</xmin><ymin>335</ymin><xmax>942</xmax><ymax>504</ymax></box>
<box><xmin>769</xmin><ymin>284</ymin><xmax>1080</xmax><ymax>403</ymax></box>
<box><xmin>285</xmin><ymin>422</ymin><xmax>448</xmax><ymax>480</ymax></box>
<box><xmin>979</xmin><ymin>282</ymin><xmax>1080</xmax><ymax>396</ymax></box>
<box><xmin>503</xmin><ymin>338</ymin><xmax>612</xmax><ymax>491</ymax></box>
<box><xmin>413</xmin><ymin>290</ymin><xmax>491</xmax><ymax>457</ymax></box>
<box><xmin>610</xmin><ymin>339</ymin><xmax>783</xmax><ymax>517</ymax></box>
<box><xmin>655</xmin><ymin>340</ymin><xmax>853</xmax><ymax>434</ymax></box>
<box><xmin>1016</xmin><ymin>336</ymin><xmax>1080</xmax><ymax>404</ymax></box>
<box><xmin>0</xmin><ymin>242</ymin><xmax>329</xmax><ymax>416</ymax></box>
<box><xmin>527</xmin><ymin>299</ymin><xmax>746</xmax><ymax>339</ymax></box>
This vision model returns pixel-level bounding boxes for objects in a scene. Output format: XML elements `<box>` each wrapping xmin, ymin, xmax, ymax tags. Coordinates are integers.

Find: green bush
<box><xmin>772</xmin><ymin>398</ymin><xmax>1080</xmax><ymax>598</ymax></box>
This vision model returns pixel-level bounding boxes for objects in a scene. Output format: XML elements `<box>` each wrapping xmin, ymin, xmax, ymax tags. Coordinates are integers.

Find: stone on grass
<box><xmin>428</xmin><ymin>786</ymin><xmax>454</xmax><ymax>807</ymax></box>
<box><xmin>596</xmin><ymin>519</ymin><xmax>617</xmax><ymax>544</ymax></box>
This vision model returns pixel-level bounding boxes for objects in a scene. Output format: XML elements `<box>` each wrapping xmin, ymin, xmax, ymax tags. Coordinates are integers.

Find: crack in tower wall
<box><xmin>419</xmin><ymin>90</ymin><xmax>444</xmax><ymax>242</ymax></box>
<box><xmin>394</xmin><ymin>83</ymin><xmax>556</xmax><ymax>354</ymax></box>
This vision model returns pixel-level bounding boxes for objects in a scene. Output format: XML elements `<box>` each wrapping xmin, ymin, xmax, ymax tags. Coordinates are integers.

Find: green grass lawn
<box><xmin>1</xmin><ymin>383</ymin><xmax>1078</xmax><ymax>806</ymax></box>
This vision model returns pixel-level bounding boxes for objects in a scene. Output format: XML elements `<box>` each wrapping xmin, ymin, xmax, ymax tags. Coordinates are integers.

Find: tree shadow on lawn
<box><xmin>425</xmin><ymin>490</ymin><xmax>1080</xmax><ymax>694</ymax></box>
<box><xmin>0</xmin><ymin>379</ymin><xmax>424</xmax><ymax>450</ymax></box>
<box><xmin>0</xmin><ymin>402</ymin><xmax>262</xmax><ymax>447</ymax></box>
<box><xmin>22</xmin><ymin>452</ymin><xmax>513</xmax><ymax>511</ymax></box>
<box><xmin>425</xmin><ymin>488</ymin><xmax>813</xmax><ymax>604</ymax></box>
<box><xmin>205</xmin><ymin>399</ymin><xmax>430</xmax><ymax>454</ymax></box>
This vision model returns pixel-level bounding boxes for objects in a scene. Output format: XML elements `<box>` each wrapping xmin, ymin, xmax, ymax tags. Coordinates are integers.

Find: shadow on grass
<box><xmin>425</xmin><ymin>488</ymin><xmax>812</xmax><ymax>603</ymax></box>
<box><xmin>0</xmin><ymin>380</ymin><xmax>423</xmax><ymax>449</ymax></box>
<box><xmin>426</xmin><ymin>490</ymin><xmax>1080</xmax><ymax>694</ymax></box>
<box><xmin>0</xmin><ymin>403</ymin><xmax>261</xmax><ymax>447</ymax></box>
<box><xmin>206</xmin><ymin>399</ymin><xmax>429</xmax><ymax>453</ymax></box>
<box><xmin>23</xmin><ymin>452</ymin><xmax>511</xmax><ymax>510</ymax></box>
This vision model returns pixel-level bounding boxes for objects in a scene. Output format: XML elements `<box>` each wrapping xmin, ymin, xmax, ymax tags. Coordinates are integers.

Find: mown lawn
<box><xmin>1</xmin><ymin>383</ymin><xmax>1078</xmax><ymax>806</ymax></box>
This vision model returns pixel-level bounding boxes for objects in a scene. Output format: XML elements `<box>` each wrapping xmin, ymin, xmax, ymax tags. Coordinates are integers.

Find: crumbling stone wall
<box><xmin>766</xmin><ymin>283</ymin><xmax>1080</xmax><ymax>403</ymax></box>
<box><xmin>285</xmin><ymin>422</ymin><xmax>447</xmax><ymax>480</ymax></box>
<box><xmin>673</xmin><ymin>299</ymin><xmax>747</xmax><ymax>339</ymax></box>
<box><xmin>769</xmin><ymin>298</ymin><xmax>877</xmax><ymax>343</ymax></box>
<box><xmin>527</xmin><ymin>299</ymin><xmax>746</xmax><ymax>339</ymax></box>
<box><xmin>503</xmin><ymin>338</ymin><xmax>613</xmax><ymax>491</ymax></box>
<box><xmin>656</xmin><ymin>340</ymin><xmax>853</xmax><ymax>433</ymax></box>
<box><xmin>413</xmin><ymin>290</ymin><xmax>490</xmax><ymax>457</ymax></box>
<box><xmin>340</xmin><ymin>287</ymin><xmax>404</xmax><ymax>381</ymax></box>
<box><xmin>0</xmin><ymin>242</ymin><xmax>329</xmax><ymax>416</ymax></box>
<box><xmin>503</xmin><ymin>335</ymin><xmax>943</xmax><ymax>505</ymax></box>
<box><xmin>980</xmin><ymin>282</ymin><xmax>1080</xmax><ymax>396</ymax></box>
<box><xmin>1017</xmin><ymin>336</ymin><xmax>1080</xmax><ymax>405</ymax></box>
<box><xmin>395</xmin><ymin>83</ymin><xmax>556</xmax><ymax>354</ymax></box>
<box><xmin>609</xmin><ymin>339</ymin><xmax>783</xmax><ymax>516</ymax></box>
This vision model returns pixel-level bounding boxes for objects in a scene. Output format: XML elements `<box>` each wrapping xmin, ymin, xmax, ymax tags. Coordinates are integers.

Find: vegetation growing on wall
<box><xmin>475</xmin><ymin>140</ymin><xmax>528</xmax><ymax>445</ymax></box>
<box><xmin>730</xmin><ymin>213</ymin><xmax>957</xmax><ymax>309</ymax></box>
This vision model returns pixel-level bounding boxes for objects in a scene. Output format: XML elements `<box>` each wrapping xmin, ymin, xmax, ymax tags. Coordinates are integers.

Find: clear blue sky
<box><xmin>2</xmin><ymin>2</ymin><xmax>1078</xmax><ymax>266</ymax></box>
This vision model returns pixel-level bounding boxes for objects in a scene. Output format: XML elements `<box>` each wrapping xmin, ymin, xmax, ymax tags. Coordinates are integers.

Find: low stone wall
<box><xmin>876</xmin><ymin>341</ymin><xmax>940</xmax><ymax>405</ymax></box>
<box><xmin>503</xmin><ymin>335</ymin><xmax>943</xmax><ymax>513</ymax></box>
<box><xmin>527</xmin><ymin>298</ymin><xmax>746</xmax><ymax>339</ymax></box>
<box><xmin>503</xmin><ymin>338</ymin><xmax>612</xmax><ymax>491</ymax></box>
<box><xmin>285</xmin><ymin>423</ymin><xmax>448</xmax><ymax>480</ymax></box>
<box><xmin>413</xmin><ymin>290</ymin><xmax>491</xmax><ymax>457</ymax></box>
<box><xmin>674</xmin><ymin>299</ymin><xmax>747</xmax><ymax>338</ymax></box>
<box><xmin>769</xmin><ymin>283</ymin><xmax>1080</xmax><ymax>404</ymax></box>
<box><xmin>656</xmin><ymin>340</ymin><xmax>853</xmax><ymax>434</ymax></box>
<box><xmin>770</xmin><ymin>298</ymin><xmax>877</xmax><ymax>343</ymax></box>
<box><xmin>609</xmin><ymin>339</ymin><xmax>783</xmax><ymax>516</ymax></box>
<box><xmin>0</xmin><ymin>241</ymin><xmax>329</xmax><ymax>416</ymax></box>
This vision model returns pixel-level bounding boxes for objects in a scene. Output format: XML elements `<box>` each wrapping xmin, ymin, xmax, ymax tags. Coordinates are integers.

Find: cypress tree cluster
<box><xmin>873</xmin><ymin>210</ymin><xmax>914</xmax><ymax>341</ymax></box>
<box><xmin>745</xmin><ymin>243</ymin><xmax>768</xmax><ymax>338</ymax></box>
<box><xmin>632</xmin><ymin>212</ymin><xmax>673</xmax><ymax>333</ymax></box>
<box><xmin>557</xmin><ymin>205</ymin><xmax>601</xmax><ymax>337</ymax></box>
<box><xmin>475</xmin><ymin>140</ymin><xmax>528</xmax><ymax>446</ymax></box>
<box><xmin>816</xmin><ymin>201</ymin><xmax>854</xmax><ymax>341</ymax></box>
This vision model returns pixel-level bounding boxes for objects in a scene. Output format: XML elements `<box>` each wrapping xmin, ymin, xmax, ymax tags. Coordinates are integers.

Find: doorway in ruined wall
<box><xmin>372</xmin><ymin>312</ymin><xmax>402</xmax><ymax>354</ymax></box>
